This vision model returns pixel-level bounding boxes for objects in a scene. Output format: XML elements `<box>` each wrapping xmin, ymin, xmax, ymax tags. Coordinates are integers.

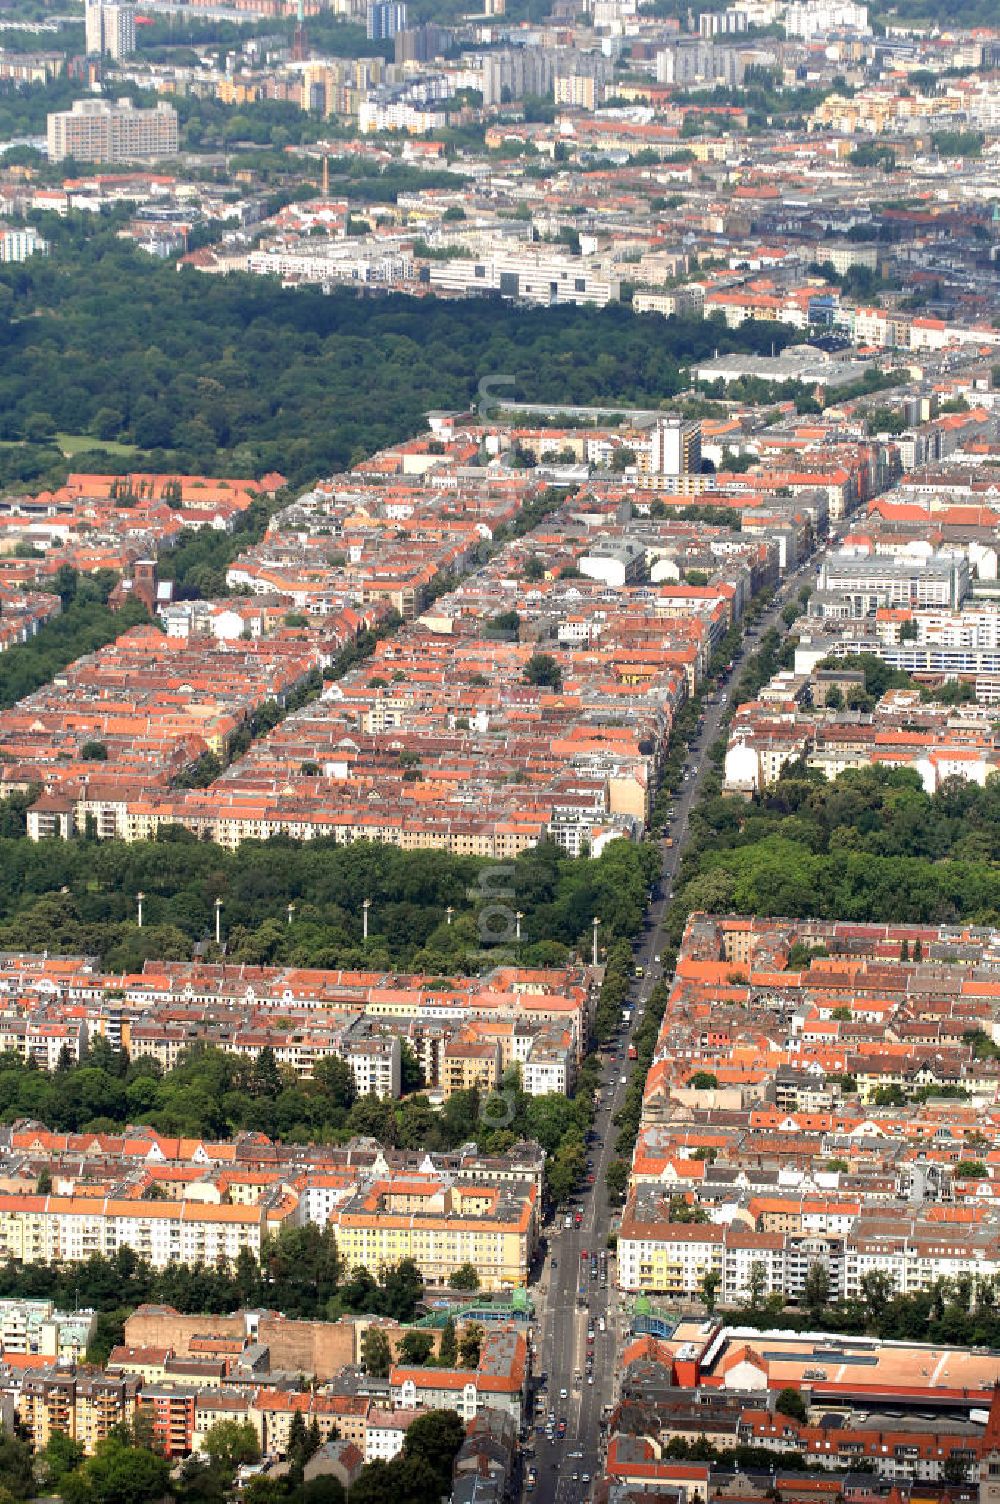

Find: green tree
<box><xmin>605</xmin><ymin>1158</ymin><xmax>629</xmax><ymax>1205</ymax></box>
<box><xmin>523</xmin><ymin>653</ymin><xmax>562</xmax><ymax>690</ymax></box>
<box><xmin>802</xmin><ymin>1261</ymin><xmax>830</xmax><ymax>1317</ymax></box>
<box><xmin>450</xmin><ymin>1262</ymin><xmax>480</xmax><ymax>1292</ymax></box>
<box><xmin>287</xmin><ymin>1409</ymin><xmax>317</xmax><ymax>1473</ymax></box>
<box><xmin>856</xmin><ymin>1269</ymin><xmax>892</xmax><ymax>1325</ymax></box>
<box><xmin>40</xmin><ymin>1430</ymin><xmax>86</xmax><ymax>1488</ymax></box>
<box><xmin>688</xmin><ymin>1071</ymin><xmax>718</xmax><ymax>1089</ymax></box>
<box><xmin>545</xmin><ymin>1136</ymin><xmax>585</xmax><ymax>1205</ymax></box>
<box><xmin>312</xmin><ymin>1055</ymin><xmax>357</xmax><ymax>1112</ymax></box>
<box><xmin>775</xmin><ymin>1388</ymin><xmax>807</xmax><ymax>1423</ymax></box>
<box><xmin>458</xmin><ymin>1322</ymin><xmax>484</xmax><ymax>1368</ymax></box>
<box><xmin>437</xmin><ymin>1316</ymin><xmax>458</xmax><ymax>1367</ymax></box>
<box><xmin>747</xmin><ymin>1261</ymin><xmax>767</xmax><ymax>1312</ymax></box>
<box><xmin>700</xmin><ymin>1269</ymin><xmax>721</xmax><ymax>1315</ymax></box>
<box><xmin>360</xmin><ymin>1326</ymin><xmax>392</xmax><ymax>1379</ymax></box>
<box><xmin>61</xmin><ymin>1434</ymin><xmax>171</xmax><ymax>1504</ymax></box>
<box><xmin>399</xmin><ymin>1041</ymin><xmax>424</xmax><ymax>1094</ymax></box>
<box><xmin>202</xmin><ymin>1419</ymin><xmax>261</xmax><ymax>1473</ymax></box>
<box><xmin>249</xmin><ymin>1047</ymin><xmax>282</xmax><ymax>1098</ymax></box>
<box><xmin>0</xmin><ymin>1427</ymin><xmax>34</xmax><ymax>1499</ymax></box>
<box><xmin>380</xmin><ymin>1259</ymin><xmax>423</xmax><ymax>1322</ymax></box>
<box><xmin>397</xmin><ymin>1330</ymin><xmax>435</xmax><ymax>1365</ymax></box>
<box><xmin>400</xmin><ymin>1408</ymin><xmax>465</xmax><ymax>1494</ymax></box>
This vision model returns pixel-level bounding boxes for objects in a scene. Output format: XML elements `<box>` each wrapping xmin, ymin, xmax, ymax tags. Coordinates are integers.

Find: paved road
<box><xmin>525</xmin><ymin>549</ymin><xmax>821</xmax><ymax>1504</ymax></box>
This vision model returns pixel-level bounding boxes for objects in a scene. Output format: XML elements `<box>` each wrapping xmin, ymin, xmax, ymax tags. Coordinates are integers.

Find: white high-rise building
<box><xmin>650</xmin><ymin>418</ymin><xmax>702</xmax><ymax>477</ymax></box>
<box><xmin>0</xmin><ymin>227</ymin><xmax>48</xmax><ymax>263</ymax></box>
<box><xmin>784</xmin><ymin>0</ymin><xmax>868</xmax><ymax>37</ymax></box>
<box><xmin>84</xmin><ymin>0</ymin><xmax>135</xmax><ymax>59</ymax></box>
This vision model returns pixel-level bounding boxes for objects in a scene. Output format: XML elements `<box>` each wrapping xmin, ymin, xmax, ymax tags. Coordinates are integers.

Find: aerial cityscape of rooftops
<box><xmin>6</xmin><ymin>0</ymin><xmax>1000</xmax><ymax>1499</ymax></box>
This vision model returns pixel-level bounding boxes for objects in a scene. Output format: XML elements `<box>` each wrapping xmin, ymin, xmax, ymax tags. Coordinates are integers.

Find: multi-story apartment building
<box><xmin>327</xmin><ymin>1174</ymin><xmax>537</xmax><ymax>1290</ymax></box>
<box><xmin>21</xmin><ymin>1367</ymin><xmax>140</xmax><ymax>1452</ymax></box>
<box><xmin>426</xmin><ymin>250</ymin><xmax>619</xmax><ymax>306</ymax></box>
<box><xmin>815</xmin><ymin>551</ymin><xmax>969</xmax><ymax>614</ymax></box>
<box><xmin>47</xmin><ymin>99</ymin><xmax>178</xmax><ymax>163</ymax></box>
<box><xmin>0</xmin><ymin>1300</ymin><xmax>94</xmax><ymax>1360</ymax></box>
<box><xmin>390</xmin><ymin>1326</ymin><xmax>527</xmax><ymax>1425</ymax></box>
<box><xmin>84</xmin><ymin>0</ymin><xmax>135</xmax><ymax>58</ymax></box>
<box><xmin>650</xmin><ymin>418</ymin><xmax>702</xmax><ymax>478</ymax></box>
<box><xmin>480</xmin><ymin>46</ymin><xmax>552</xmax><ymax>106</ymax></box>
<box><xmin>0</xmin><ymin>227</ymin><xmax>48</xmax><ymax>263</ymax></box>
<box><xmin>0</xmin><ymin>1189</ymin><xmax>300</xmax><ymax>1270</ymax></box>
<box><xmin>366</xmin><ymin>0</ymin><xmax>406</xmax><ymax>37</ymax></box>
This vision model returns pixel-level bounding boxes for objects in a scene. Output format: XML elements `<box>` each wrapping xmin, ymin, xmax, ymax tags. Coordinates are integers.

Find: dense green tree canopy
<box><xmin>668</xmin><ymin>764</ymin><xmax>1000</xmax><ymax>945</ymax></box>
<box><xmin>0</xmin><ymin>830</ymin><xmax>657</xmax><ymax>977</ymax></box>
<box><xmin>0</xmin><ymin>222</ymin><xmax>801</xmax><ymax>487</ymax></box>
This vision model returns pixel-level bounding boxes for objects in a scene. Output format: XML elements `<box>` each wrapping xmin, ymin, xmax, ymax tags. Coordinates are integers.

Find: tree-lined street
<box><xmin>525</xmin><ymin>547</ymin><xmax>821</xmax><ymax>1504</ymax></box>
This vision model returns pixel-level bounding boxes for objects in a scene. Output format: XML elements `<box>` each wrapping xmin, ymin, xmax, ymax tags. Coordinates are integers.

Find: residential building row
<box><xmin>0</xmin><ymin>1161</ymin><xmax>537</xmax><ymax>1289</ymax></box>
<box><xmin>0</xmin><ymin>470</ymin><xmax>278</xmax><ymax>582</ymax></box>
<box><xmin>604</xmin><ymin>1325</ymin><xmax>1000</xmax><ymax>1496</ymax></box>
<box><xmin>6</xmin><ymin>1318</ymin><xmax>527</xmax><ymax>1455</ymax></box>
<box><xmin>0</xmin><ymin>953</ymin><xmax>594</xmax><ymax>1098</ymax></box>
<box><xmin>617</xmin><ymin>913</ymin><xmax>1000</xmax><ymax>1307</ymax></box>
<box><xmin>10</xmin><ymin>425</ymin><xmax>798</xmax><ymax>854</ymax></box>
<box><xmin>723</xmin><ymin>678</ymin><xmax>1000</xmax><ymax>794</ymax></box>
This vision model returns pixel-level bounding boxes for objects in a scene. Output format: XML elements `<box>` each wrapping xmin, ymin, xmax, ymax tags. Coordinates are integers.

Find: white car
<box><xmin>560</xmin><ymin>1388</ymin><xmax>568</xmax><ymax>1400</ymax></box>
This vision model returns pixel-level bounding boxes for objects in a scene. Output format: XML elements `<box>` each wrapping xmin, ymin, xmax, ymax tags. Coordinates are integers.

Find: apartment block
<box><xmin>426</xmin><ymin>250</ymin><xmax>620</xmax><ymax>306</ymax></box>
<box><xmin>815</xmin><ymin>550</ymin><xmax>969</xmax><ymax>613</ymax></box>
<box><xmin>47</xmin><ymin>99</ymin><xmax>178</xmax><ymax>164</ymax></box>
<box><xmin>21</xmin><ymin>1366</ymin><xmax>140</xmax><ymax>1452</ymax></box>
<box><xmin>618</xmin><ymin>911</ymin><xmax>1000</xmax><ymax>1308</ymax></box>
<box><xmin>327</xmin><ymin>1173</ymin><xmax>537</xmax><ymax>1291</ymax></box>
<box><xmin>0</xmin><ymin>226</ymin><xmax>48</xmax><ymax>263</ymax></box>
<box><xmin>390</xmin><ymin>1325</ymin><xmax>527</xmax><ymax>1425</ymax></box>
<box><xmin>84</xmin><ymin>0</ymin><xmax>135</xmax><ymax>57</ymax></box>
<box><xmin>650</xmin><ymin>418</ymin><xmax>702</xmax><ymax>478</ymax></box>
<box><xmin>0</xmin><ymin>1189</ymin><xmax>300</xmax><ymax>1270</ymax></box>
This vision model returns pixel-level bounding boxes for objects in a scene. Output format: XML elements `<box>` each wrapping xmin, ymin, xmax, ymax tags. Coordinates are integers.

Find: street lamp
<box><xmin>362</xmin><ymin>897</ymin><xmax>371</xmax><ymax>943</ymax></box>
<box><xmin>214</xmin><ymin>897</ymin><xmax>223</xmax><ymax>947</ymax></box>
<box><xmin>136</xmin><ymin>892</ymin><xmax>144</xmax><ymax>929</ymax></box>
<box><xmin>592</xmin><ymin>916</ymin><xmax>601</xmax><ymax>968</ymax></box>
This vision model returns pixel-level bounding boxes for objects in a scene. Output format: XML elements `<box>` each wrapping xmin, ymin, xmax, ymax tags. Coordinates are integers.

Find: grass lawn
<box><xmin>55</xmin><ymin>432</ymin><xmax>140</xmax><ymax>458</ymax></box>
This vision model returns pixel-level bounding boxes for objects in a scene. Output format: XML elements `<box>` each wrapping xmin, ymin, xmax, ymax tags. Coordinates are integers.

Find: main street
<box><xmin>525</xmin><ymin>546</ymin><xmax>821</xmax><ymax>1504</ymax></box>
